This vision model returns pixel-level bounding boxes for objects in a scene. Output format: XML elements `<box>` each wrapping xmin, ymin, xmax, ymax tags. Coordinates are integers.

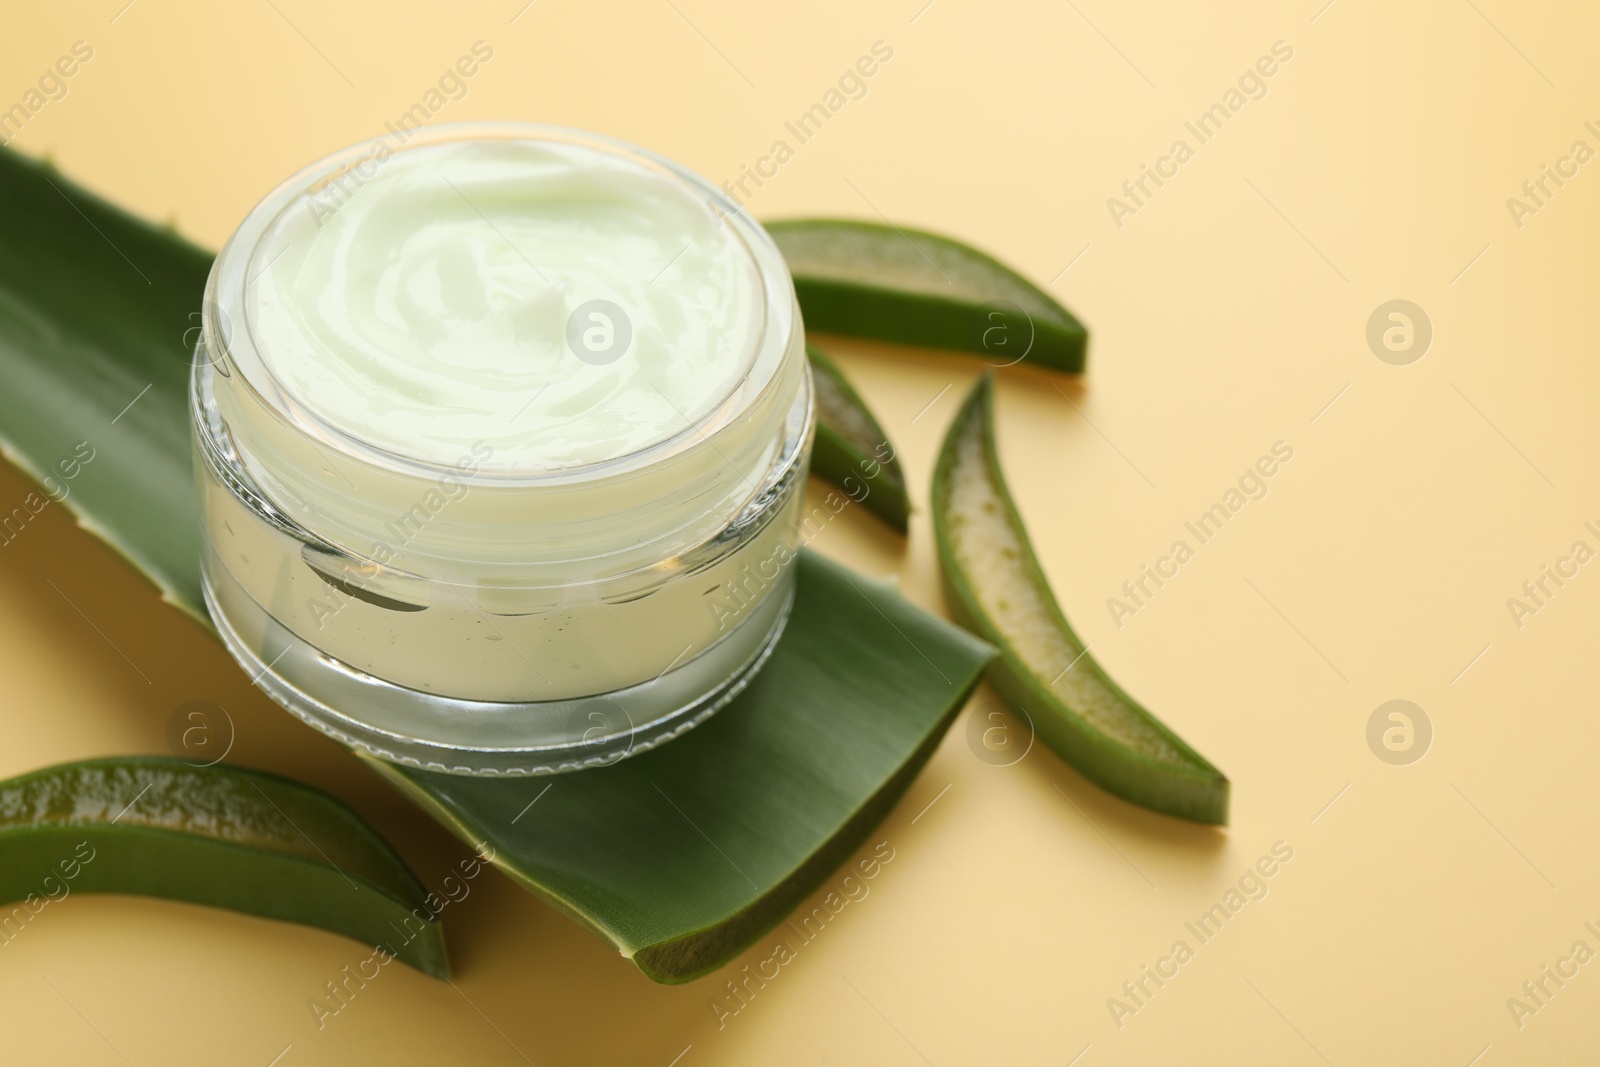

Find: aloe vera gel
<box><xmin>193</xmin><ymin>124</ymin><xmax>812</xmax><ymax>775</ymax></box>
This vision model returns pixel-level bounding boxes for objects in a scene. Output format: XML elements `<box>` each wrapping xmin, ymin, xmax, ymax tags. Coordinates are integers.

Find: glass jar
<box><xmin>191</xmin><ymin>123</ymin><xmax>812</xmax><ymax>776</ymax></box>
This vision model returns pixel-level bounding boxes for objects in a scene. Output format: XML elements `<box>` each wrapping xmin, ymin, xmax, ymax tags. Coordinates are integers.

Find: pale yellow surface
<box><xmin>2</xmin><ymin>2</ymin><xmax>1597</xmax><ymax>1063</ymax></box>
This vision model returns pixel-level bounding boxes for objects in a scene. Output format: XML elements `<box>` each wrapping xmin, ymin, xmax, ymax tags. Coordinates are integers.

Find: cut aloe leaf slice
<box><xmin>0</xmin><ymin>146</ymin><xmax>996</xmax><ymax>983</ymax></box>
<box><xmin>768</xmin><ymin>219</ymin><xmax>1087</xmax><ymax>373</ymax></box>
<box><xmin>0</xmin><ymin>758</ymin><xmax>448</xmax><ymax>976</ymax></box>
<box><xmin>807</xmin><ymin>344</ymin><xmax>909</xmax><ymax>532</ymax></box>
<box><xmin>933</xmin><ymin>373</ymin><xmax>1228</xmax><ymax>824</ymax></box>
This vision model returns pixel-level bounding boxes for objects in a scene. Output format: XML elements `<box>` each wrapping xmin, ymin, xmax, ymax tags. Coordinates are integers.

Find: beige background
<box><xmin>2</xmin><ymin>0</ymin><xmax>1597</xmax><ymax>1063</ymax></box>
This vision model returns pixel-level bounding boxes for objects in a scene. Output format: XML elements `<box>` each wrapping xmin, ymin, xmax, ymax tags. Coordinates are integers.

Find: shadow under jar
<box><xmin>191</xmin><ymin>123</ymin><xmax>812</xmax><ymax>776</ymax></box>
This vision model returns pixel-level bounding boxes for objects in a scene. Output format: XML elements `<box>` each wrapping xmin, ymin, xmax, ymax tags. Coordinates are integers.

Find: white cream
<box><xmin>246</xmin><ymin>139</ymin><xmax>762</xmax><ymax>472</ymax></box>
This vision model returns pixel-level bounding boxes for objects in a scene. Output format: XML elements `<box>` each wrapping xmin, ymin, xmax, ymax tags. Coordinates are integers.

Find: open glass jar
<box><xmin>192</xmin><ymin>123</ymin><xmax>811</xmax><ymax>775</ymax></box>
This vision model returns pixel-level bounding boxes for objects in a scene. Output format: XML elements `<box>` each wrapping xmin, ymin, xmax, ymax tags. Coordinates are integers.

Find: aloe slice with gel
<box><xmin>769</xmin><ymin>219</ymin><xmax>1087</xmax><ymax>373</ymax></box>
<box><xmin>933</xmin><ymin>373</ymin><xmax>1228</xmax><ymax>823</ymax></box>
<box><xmin>0</xmin><ymin>758</ymin><xmax>449</xmax><ymax>975</ymax></box>
<box><xmin>807</xmin><ymin>344</ymin><xmax>910</xmax><ymax>532</ymax></box>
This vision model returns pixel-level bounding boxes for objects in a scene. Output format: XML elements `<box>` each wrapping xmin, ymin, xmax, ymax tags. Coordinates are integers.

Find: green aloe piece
<box><xmin>0</xmin><ymin>146</ymin><xmax>995</xmax><ymax>982</ymax></box>
<box><xmin>933</xmin><ymin>373</ymin><xmax>1228</xmax><ymax>824</ymax></box>
<box><xmin>0</xmin><ymin>153</ymin><xmax>208</xmax><ymax>621</ymax></box>
<box><xmin>807</xmin><ymin>344</ymin><xmax>909</xmax><ymax>532</ymax></box>
<box><xmin>0</xmin><ymin>758</ymin><xmax>448</xmax><ymax>976</ymax></box>
<box><xmin>769</xmin><ymin>219</ymin><xmax>1087</xmax><ymax>373</ymax></box>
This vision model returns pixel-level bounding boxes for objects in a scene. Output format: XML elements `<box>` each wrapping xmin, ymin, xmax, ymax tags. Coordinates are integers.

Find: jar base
<box><xmin>203</xmin><ymin>550</ymin><xmax>796</xmax><ymax>776</ymax></box>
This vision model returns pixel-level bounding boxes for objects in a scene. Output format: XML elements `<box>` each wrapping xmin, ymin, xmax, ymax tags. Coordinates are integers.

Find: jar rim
<box><xmin>204</xmin><ymin>121</ymin><xmax>796</xmax><ymax>488</ymax></box>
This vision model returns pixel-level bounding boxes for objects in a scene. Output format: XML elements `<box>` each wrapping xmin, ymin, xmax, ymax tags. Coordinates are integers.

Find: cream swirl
<box><xmin>245</xmin><ymin>138</ymin><xmax>761</xmax><ymax>472</ymax></box>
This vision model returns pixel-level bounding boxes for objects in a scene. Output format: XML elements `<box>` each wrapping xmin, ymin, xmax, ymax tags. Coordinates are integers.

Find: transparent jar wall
<box><xmin>195</xmin><ymin>358</ymin><xmax>811</xmax><ymax>700</ymax></box>
<box><xmin>192</xmin><ymin>358</ymin><xmax>813</xmax><ymax>775</ymax></box>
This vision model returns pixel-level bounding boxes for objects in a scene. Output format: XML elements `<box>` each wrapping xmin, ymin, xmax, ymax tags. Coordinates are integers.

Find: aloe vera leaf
<box><xmin>769</xmin><ymin>218</ymin><xmax>1087</xmax><ymax>373</ymax></box>
<box><xmin>0</xmin><ymin>151</ymin><xmax>209</xmax><ymax>621</ymax></box>
<box><xmin>368</xmin><ymin>550</ymin><xmax>991</xmax><ymax>983</ymax></box>
<box><xmin>0</xmin><ymin>758</ymin><xmax>448</xmax><ymax>976</ymax></box>
<box><xmin>933</xmin><ymin>373</ymin><xmax>1228</xmax><ymax>824</ymax></box>
<box><xmin>806</xmin><ymin>344</ymin><xmax>909</xmax><ymax>532</ymax></box>
<box><xmin>0</xmin><ymin>145</ymin><xmax>996</xmax><ymax>982</ymax></box>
